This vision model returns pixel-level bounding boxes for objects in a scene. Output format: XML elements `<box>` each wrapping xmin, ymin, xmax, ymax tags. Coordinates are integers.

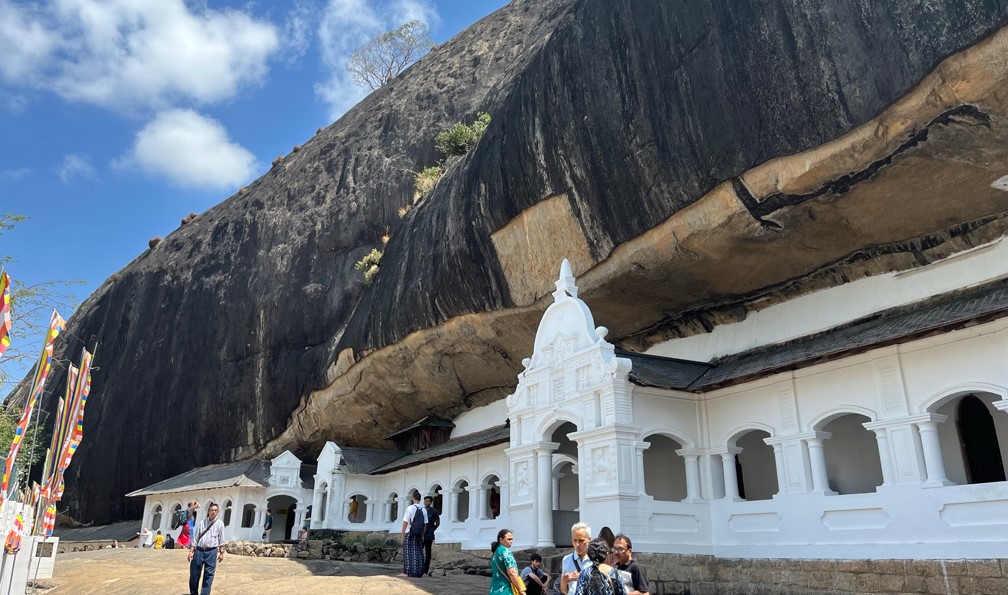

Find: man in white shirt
<box><xmin>559</xmin><ymin>521</ymin><xmax>592</xmax><ymax>595</ymax></box>
<box><xmin>187</xmin><ymin>502</ymin><xmax>225</xmax><ymax>595</ymax></box>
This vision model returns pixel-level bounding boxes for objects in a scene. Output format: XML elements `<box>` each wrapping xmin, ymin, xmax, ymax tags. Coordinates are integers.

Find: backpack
<box><xmin>408</xmin><ymin>504</ymin><xmax>425</xmax><ymax>536</ymax></box>
<box><xmin>171</xmin><ymin>509</ymin><xmax>189</xmax><ymax>530</ymax></box>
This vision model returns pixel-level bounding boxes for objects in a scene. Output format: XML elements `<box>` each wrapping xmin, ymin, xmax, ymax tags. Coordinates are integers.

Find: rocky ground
<box><xmin>36</xmin><ymin>546</ymin><xmax>493</xmax><ymax>594</ymax></box>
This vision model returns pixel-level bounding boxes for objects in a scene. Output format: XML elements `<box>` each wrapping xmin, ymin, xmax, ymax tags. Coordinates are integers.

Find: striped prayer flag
<box><xmin>0</xmin><ymin>271</ymin><xmax>10</xmax><ymax>357</ymax></box>
<box><xmin>1</xmin><ymin>310</ymin><xmax>65</xmax><ymax>500</ymax></box>
<box><xmin>40</xmin><ymin>504</ymin><xmax>56</xmax><ymax>537</ymax></box>
<box><xmin>3</xmin><ymin>512</ymin><xmax>23</xmax><ymax>555</ymax></box>
<box><xmin>46</xmin><ymin>350</ymin><xmax>93</xmax><ymax>503</ymax></box>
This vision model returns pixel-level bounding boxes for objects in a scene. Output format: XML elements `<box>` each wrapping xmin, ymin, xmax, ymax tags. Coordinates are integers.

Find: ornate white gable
<box><xmin>507</xmin><ymin>259</ymin><xmax>633</xmax><ymax>446</ymax></box>
<box><xmin>269</xmin><ymin>450</ymin><xmax>303</xmax><ymax>488</ymax></box>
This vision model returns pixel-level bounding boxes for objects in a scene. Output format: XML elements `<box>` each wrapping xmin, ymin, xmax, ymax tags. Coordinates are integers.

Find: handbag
<box><xmin>494</xmin><ymin>554</ymin><xmax>521</xmax><ymax>595</ymax></box>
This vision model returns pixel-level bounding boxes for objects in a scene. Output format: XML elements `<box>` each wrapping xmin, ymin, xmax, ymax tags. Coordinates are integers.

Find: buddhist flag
<box><xmin>46</xmin><ymin>350</ymin><xmax>92</xmax><ymax>504</ymax></box>
<box><xmin>0</xmin><ymin>271</ymin><xmax>10</xmax><ymax>357</ymax></box>
<box><xmin>40</xmin><ymin>504</ymin><xmax>56</xmax><ymax>537</ymax></box>
<box><xmin>1</xmin><ymin>310</ymin><xmax>65</xmax><ymax>500</ymax></box>
<box><xmin>3</xmin><ymin>512</ymin><xmax>23</xmax><ymax>555</ymax></box>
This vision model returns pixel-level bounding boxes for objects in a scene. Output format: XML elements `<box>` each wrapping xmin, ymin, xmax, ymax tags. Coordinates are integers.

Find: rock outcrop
<box><xmin>17</xmin><ymin>0</ymin><xmax>1008</xmax><ymax>523</ymax></box>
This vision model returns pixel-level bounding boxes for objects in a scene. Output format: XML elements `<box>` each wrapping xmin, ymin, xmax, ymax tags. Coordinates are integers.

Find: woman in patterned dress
<box><xmin>489</xmin><ymin>529</ymin><xmax>526</xmax><ymax>595</ymax></box>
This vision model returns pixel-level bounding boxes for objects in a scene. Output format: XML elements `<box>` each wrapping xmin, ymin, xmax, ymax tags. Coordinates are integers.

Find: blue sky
<box><xmin>0</xmin><ymin>0</ymin><xmax>508</xmax><ymax>392</ymax></box>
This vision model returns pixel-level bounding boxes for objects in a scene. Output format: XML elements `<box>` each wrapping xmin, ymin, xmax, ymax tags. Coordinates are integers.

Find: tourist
<box><xmin>575</xmin><ymin>539</ymin><xmax>625</xmax><ymax>595</ymax></box>
<box><xmin>613</xmin><ymin>535</ymin><xmax>650</xmax><ymax>595</ymax></box>
<box><xmin>598</xmin><ymin>526</ymin><xmax>616</xmax><ymax>565</ymax></box>
<box><xmin>164</xmin><ymin>533</ymin><xmax>175</xmax><ymax>550</ymax></box>
<box><xmin>178</xmin><ymin>517</ymin><xmax>192</xmax><ymax>549</ymax></box>
<box><xmin>520</xmin><ymin>552</ymin><xmax>551</xmax><ymax>595</ymax></box>
<box><xmin>153</xmin><ymin>530</ymin><xmax>165</xmax><ymax>549</ymax></box>
<box><xmin>489</xmin><ymin>529</ymin><xmax>526</xmax><ymax>595</ymax></box>
<box><xmin>399</xmin><ymin>492</ymin><xmax>427</xmax><ymax>577</ymax></box>
<box><xmin>298</xmin><ymin>526</ymin><xmax>309</xmax><ymax>543</ymax></box>
<box><xmin>348</xmin><ymin>495</ymin><xmax>359</xmax><ymax>522</ymax></box>
<box><xmin>262</xmin><ymin>508</ymin><xmax>272</xmax><ymax>540</ymax></box>
<box><xmin>422</xmin><ymin>495</ymin><xmax>441</xmax><ymax>576</ymax></box>
<box><xmin>560</xmin><ymin>522</ymin><xmax>592</xmax><ymax>595</ymax></box>
<box><xmin>137</xmin><ymin>527</ymin><xmax>154</xmax><ymax>548</ymax></box>
<box><xmin>188</xmin><ymin>501</ymin><xmax>225</xmax><ymax>595</ymax></box>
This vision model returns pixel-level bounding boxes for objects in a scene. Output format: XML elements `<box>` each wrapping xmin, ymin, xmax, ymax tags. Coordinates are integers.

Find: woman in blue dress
<box><xmin>489</xmin><ymin>528</ymin><xmax>526</xmax><ymax>595</ymax></box>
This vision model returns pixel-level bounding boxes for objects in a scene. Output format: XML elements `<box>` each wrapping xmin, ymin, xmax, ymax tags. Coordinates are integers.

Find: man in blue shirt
<box><xmin>559</xmin><ymin>522</ymin><xmax>592</xmax><ymax>595</ymax></box>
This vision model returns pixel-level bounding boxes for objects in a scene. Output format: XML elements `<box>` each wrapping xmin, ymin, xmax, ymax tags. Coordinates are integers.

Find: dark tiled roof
<box><xmin>371</xmin><ymin>424</ymin><xmax>510</xmax><ymax>474</ymax></box>
<box><xmin>125</xmin><ymin>460</ymin><xmax>270</xmax><ymax>497</ymax></box>
<box><xmin>337</xmin><ymin>447</ymin><xmax>409</xmax><ymax>474</ymax></box>
<box><xmin>619</xmin><ymin>350</ymin><xmax>713</xmax><ymax>389</ymax></box>
<box><xmin>383</xmin><ymin>415</ymin><xmax>456</xmax><ymax>440</ymax></box>
<box><xmin>625</xmin><ymin>279</ymin><xmax>1008</xmax><ymax>392</ymax></box>
<box><xmin>54</xmin><ymin>520</ymin><xmax>140</xmax><ymax>543</ymax></box>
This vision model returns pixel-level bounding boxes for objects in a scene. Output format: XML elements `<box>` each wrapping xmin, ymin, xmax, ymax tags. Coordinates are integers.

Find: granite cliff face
<box><xmin>22</xmin><ymin>0</ymin><xmax>1008</xmax><ymax>523</ymax></box>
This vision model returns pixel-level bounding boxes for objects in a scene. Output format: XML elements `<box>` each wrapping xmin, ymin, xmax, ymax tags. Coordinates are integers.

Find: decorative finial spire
<box><xmin>553</xmin><ymin>258</ymin><xmax>578</xmax><ymax>301</ymax></box>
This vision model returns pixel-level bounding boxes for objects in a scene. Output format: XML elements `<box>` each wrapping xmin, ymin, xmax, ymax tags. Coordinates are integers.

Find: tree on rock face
<box><xmin>347</xmin><ymin>20</ymin><xmax>434</xmax><ymax>91</ymax></box>
<box><xmin>0</xmin><ymin>213</ymin><xmax>80</xmax><ymax>393</ymax></box>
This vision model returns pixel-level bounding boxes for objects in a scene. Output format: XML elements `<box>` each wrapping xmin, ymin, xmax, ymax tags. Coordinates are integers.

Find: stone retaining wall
<box><xmin>604</xmin><ymin>554</ymin><xmax>1008</xmax><ymax>595</ymax></box>
<box><xmin>225</xmin><ymin>539</ymin><xmax>1007</xmax><ymax>594</ymax></box>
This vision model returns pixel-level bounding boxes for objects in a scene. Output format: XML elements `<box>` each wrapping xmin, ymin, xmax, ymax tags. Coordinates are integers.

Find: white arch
<box><xmin>452</xmin><ymin>476</ymin><xmax>471</xmax><ymax>490</ymax></box>
<box><xmin>480</xmin><ymin>471</ymin><xmax>502</xmax><ymax>487</ymax></box>
<box><xmin>426</xmin><ymin>481</ymin><xmax>445</xmax><ymax>496</ymax></box>
<box><xmin>403</xmin><ymin>486</ymin><xmax>422</xmax><ymax>500</ymax></box>
<box><xmin>639</xmin><ymin>427</ymin><xmax>695</xmax><ymax>448</ymax></box>
<box><xmin>723</xmin><ymin>423</ymin><xmax>776</xmax><ymax>447</ymax></box>
<box><xmin>552</xmin><ymin>453</ymin><xmax>577</xmax><ymax>473</ymax></box>
<box><xmin>538</xmin><ymin>416</ymin><xmax>582</xmax><ymax>442</ymax></box>
<box><xmin>920</xmin><ymin>382</ymin><xmax>1008</xmax><ymax>413</ymax></box>
<box><xmin>809</xmin><ymin>406</ymin><xmax>877</xmax><ymax>430</ymax></box>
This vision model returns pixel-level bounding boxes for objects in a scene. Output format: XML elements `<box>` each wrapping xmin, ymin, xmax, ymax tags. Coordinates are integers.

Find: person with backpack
<box><xmin>399</xmin><ymin>492</ymin><xmax>427</xmax><ymax>577</ymax></box>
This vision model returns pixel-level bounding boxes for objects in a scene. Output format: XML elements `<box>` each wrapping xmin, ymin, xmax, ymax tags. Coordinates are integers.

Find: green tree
<box><xmin>1</xmin><ymin>213</ymin><xmax>81</xmax><ymax>392</ymax></box>
<box><xmin>434</xmin><ymin>112</ymin><xmax>491</xmax><ymax>157</ymax></box>
<box><xmin>347</xmin><ymin>20</ymin><xmax>434</xmax><ymax>91</ymax></box>
<box><xmin>0</xmin><ymin>410</ymin><xmax>46</xmax><ymax>489</ymax></box>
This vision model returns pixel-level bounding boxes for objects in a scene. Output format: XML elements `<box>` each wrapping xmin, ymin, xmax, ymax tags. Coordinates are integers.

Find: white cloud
<box><xmin>282</xmin><ymin>0</ymin><xmax>317</xmax><ymax>65</ymax></box>
<box><xmin>58</xmin><ymin>153</ymin><xmax>98</xmax><ymax>183</ymax></box>
<box><xmin>315</xmin><ymin>0</ymin><xmax>439</xmax><ymax>120</ymax></box>
<box><xmin>0</xmin><ymin>1</ymin><xmax>58</xmax><ymax>83</ymax></box>
<box><xmin>119</xmin><ymin>109</ymin><xmax>258</xmax><ymax>191</ymax></box>
<box><xmin>0</xmin><ymin>0</ymin><xmax>280</xmax><ymax>112</ymax></box>
<box><xmin>0</xmin><ymin>167</ymin><xmax>32</xmax><ymax>181</ymax></box>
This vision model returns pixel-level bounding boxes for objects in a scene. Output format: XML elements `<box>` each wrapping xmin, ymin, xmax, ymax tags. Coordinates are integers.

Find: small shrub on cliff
<box><xmin>354</xmin><ymin>248</ymin><xmax>383</xmax><ymax>285</ymax></box>
<box><xmin>148</xmin><ymin>237</ymin><xmax>162</xmax><ymax>249</ymax></box>
<box><xmin>413</xmin><ymin>165</ymin><xmax>443</xmax><ymax>201</ymax></box>
<box><xmin>435</xmin><ymin>112</ymin><xmax>490</xmax><ymax>157</ymax></box>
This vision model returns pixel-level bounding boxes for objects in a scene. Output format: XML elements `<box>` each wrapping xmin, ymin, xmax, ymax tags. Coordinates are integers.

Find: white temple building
<box><xmin>131</xmin><ymin>242</ymin><xmax>1008</xmax><ymax>559</ymax></box>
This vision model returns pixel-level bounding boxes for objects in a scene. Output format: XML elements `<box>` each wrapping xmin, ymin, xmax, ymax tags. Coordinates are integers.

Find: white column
<box><xmin>551</xmin><ymin>472</ymin><xmax>561</xmax><ymax>511</ymax></box>
<box><xmin>716</xmin><ymin>448</ymin><xmax>743</xmax><ymax>501</ymax></box>
<box><xmin>294</xmin><ymin>509</ymin><xmax>304</xmax><ymax>533</ymax></box>
<box><xmin>804</xmin><ymin>432</ymin><xmax>836</xmax><ymax>495</ymax></box>
<box><xmin>536</xmin><ymin>443</ymin><xmax>557</xmax><ymax>548</ymax></box>
<box><xmin>466</xmin><ymin>486</ymin><xmax>478</xmax><ymax>523</ymax></box>
<box><xmin>311</xmin><ymin>490</ymin><xmax>324</xmax><ymax>529</ymax></box>
<box><xmin>769</xmin><ymin>443</ymin><xmax>786</xmax><ymax>496</ymax></box>
<box><xmin>869</xmin><ymin>429</ymin><xmax>895</xmax><ymax>487</ymax></box>
<box><xmin>448</xmin><ymin>489</ymin><xmax>459</xmax><ymax>523</ymax></box>
<box><xmin>477</xmin><ymin>486</ymin><xmax>488</xmax><ymax>519</ymax></box>
<box><xmin>675</xmin><ymin>448</ymin><xmax>703</xmax><ymax>501</ymax></box>
<box><xmin>915</xmin><ymin>415</ymin><xmax>954</xmax><ymax>487</ymax></box>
